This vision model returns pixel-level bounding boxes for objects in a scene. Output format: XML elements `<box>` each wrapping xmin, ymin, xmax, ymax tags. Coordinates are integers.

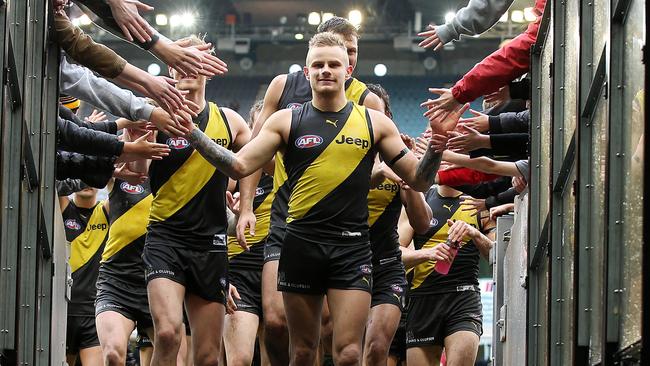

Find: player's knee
<box><xmin>292</xmin><ymin>345</ymin><xmax>317</xmax><ymax>366</ymax></box>
<box><xmin>103</xmin><ymin>343</ymin><xmax>127</xmax><ymax>366</ymax></box>
<box><xmin>155</xmin><ymin>325</ymin><xmax>182</xmax><ymax>350</ymax></box>
<box><xmin>194</xmin><ymin>351</ymin><xmax>220</xmax><ymax>366</ymax></box>
<box><xmin>263</xmin><ymin>314</ymin><xmax>287</xmax><ymax>341</ymax></box>
<box><xmin>334</xmin><ymin>344</ymin><xmax>362</xmax><ymax>366</ymax></box>
<box><xmin>365</xmin><ymin>338</ymin><xmax>390</xmax><ymax>364</ymax></box>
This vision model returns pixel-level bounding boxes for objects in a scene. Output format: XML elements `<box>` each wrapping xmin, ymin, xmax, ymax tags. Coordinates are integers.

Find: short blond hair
<box><xmin>308</xmin><ymin>32</ymin><xmax>347</xmax><ymax>51</ymax></box>
<box><xmin>176</xmin><ymin>34</ymin><xmax>214</xmax><ymax>55</ymax></box>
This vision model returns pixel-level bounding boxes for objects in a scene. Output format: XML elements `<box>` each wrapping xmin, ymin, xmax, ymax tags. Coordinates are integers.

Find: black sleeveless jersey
<box><xmin>228</xmin><ymin>173</ymin><xmax>274</xmax><ymax>269</ymax></box>
<box><xmin>63</xmin><ymin>201</ymin><xmax>109</xmax><ymax>316</ymax></box>
<box><xmin>148</xmin><ymin>102</ymin><xmax>232</xmax><ymax>249</ymax></box>
<box><xmin>284</xmin><ymin>101</ymin><xmax>376</xmax><ymax>244</ymax></box>
<box><xmin>368</xmin><ymin>178</ymin><xmax>402</xmax><ymax>262</ymax></box>
<box><xmin>269</xmin><ymin>72</ymin><xmax>372</xmax><ymax>238</ymax></box>
<box><xmin>100</xmin><ymin>179</ymin><xmax>152</xmax><ymax>285</ymax></box>
<box><xmin>411</xmin><ymin>187</ymin><xmax>481</xmax><ymax>295</ymax></box>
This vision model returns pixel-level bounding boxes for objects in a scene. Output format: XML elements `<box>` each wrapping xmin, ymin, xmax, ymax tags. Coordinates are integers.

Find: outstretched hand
<box><xmin>417</xmin><ymin>24</ymin><xmax>445</xmax><ymax>51</ymax></box>
<box><xmin>458</xmin><ymin>109</ymin><xmax>489</xmax><ymax>133</ymax></box>
<box><xmin>113</xmin><ymin>163</ymin><xmax>147</xmax><ymax>185</ymax></box>
<box><xmin>428</xmin><ymin>102</ymin><xmax>469</xmax><ymax>136</ymax></box>
<box><xmin>107</xmin><ymin>0</ymin><xmax>154</xmax><ymax>43</ymax></box>
<box><xmin>421</xmin><ymin>88</ymin><xmax>463</xmax><ymax>124</ymax></box>
<box><xmin>446</xmin><ymin>124</ymin><xmax>489</xmax><ymax>153</ymax></box>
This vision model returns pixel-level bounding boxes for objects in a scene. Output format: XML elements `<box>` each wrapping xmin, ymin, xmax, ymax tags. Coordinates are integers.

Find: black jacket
<box><xmin>56</xmin><ymin>116</ymin><xmax>123</xmax><ymax>156</ymax></box>
<box><xmin>56</xmin><ymin>151</ymin><xmax>115</xmax><ymax>188</ymax></box>
<box><xmin>489</xmin><ymin>110</ymin><xmax>530</xmax><ymax>134</ymax></box>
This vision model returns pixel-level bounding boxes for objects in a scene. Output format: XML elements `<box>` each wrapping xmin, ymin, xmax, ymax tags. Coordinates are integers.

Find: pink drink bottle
<box><xmin>434</xmin><ymin>239</ymin><xmax>460</xmax><ymax>275</ymax></box>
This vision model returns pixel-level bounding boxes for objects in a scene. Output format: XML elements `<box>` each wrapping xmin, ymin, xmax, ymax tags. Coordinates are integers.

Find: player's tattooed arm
<box><xmin>414</xmin><ymin>144</ymin><xmax>443</xmax><ymax>187</ymax></box>
<box><xmin>187</xmin><ymin>128</ymin><xmax>238</xmax><ymax>176</ymax></box>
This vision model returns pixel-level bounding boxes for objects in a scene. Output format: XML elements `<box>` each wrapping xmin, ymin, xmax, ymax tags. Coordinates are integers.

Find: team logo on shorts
<box><xmin>359</xmin><ymin>264</ymin><xmax>372</xmax><ymax>275</ymax></box>
<box><xmin>120</xmin><ymin>182</ymin><xmax>144</xmax><ymax>194</ymax></box>
<box><xmin>255</xmin><ymin>187</ymin><xmax>265</xmax><ymax>196</ymax></box>
<box><xmin>166</xmin><ymin>137</ymin><xmax>190</xmax><ymax>149</ymax></box>
<box><xmin>219</xmin><ymin>277</ymin><xmax>227</xmax><ymax>288</ymax></box>
<box><xmin>295</xmin><ymin>135</ymin><xmax>323</xmax><ymax>149</ymax></box>
<box><xmin>391</xmin><ymin>284</ymin><xmax>403</xmax><ymax>294</ymax></box>
<box><xmin>64</xmin><ymin>219</ymin><xmax>81</xmax><ymax>230</ymax></box>
<box><xmin>287</xmin><ymin>103</ymin><xmax>303</xmax><ymax>110</ymax></box>
<box><xmin>430</xmin><ymin>218</ymin><xmax>439</xmax><ymax>227</ymax></box>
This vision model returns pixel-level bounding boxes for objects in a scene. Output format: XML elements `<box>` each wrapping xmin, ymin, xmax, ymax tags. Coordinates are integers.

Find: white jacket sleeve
<box><xmin>434</xmin><ymin>0</ymin><xmax>515</xmax><ymax>44</ymax></box>
<box><xmin>59</xmin><ymin>55</ymin><xmax>154</xmax><ymax>121</ymax></box>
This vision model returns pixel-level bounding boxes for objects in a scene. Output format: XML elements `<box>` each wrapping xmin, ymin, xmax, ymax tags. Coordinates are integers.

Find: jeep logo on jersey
<box><xmin>211</xmin><ymin>138</ymin><xmax>229</xmax><ymax>147</ymax></box>
<box><xmin>86</xmin><ymin>223</ymin><xmax>108</xmax><ymax>231</ymax></box>
<box><xmin>166</xmin><ymin>137</ymin><xmax>190</xmax><ymax>149</ymax></box>
<box><xmin>287</xmin><ymin>103</ymin><xmax>303</xmax><ymax>110</ymax></box>
<box><xmin>335</xmin><ymin>135</ymin><xmax>370</xmax><ymax>149</ymax></box>
<box><xmin>64</xmin><ymin>219</ymin><xmax>81</xmax><ymax>230</ymax></box>
<box><xmin>120</xmin><ymin>181</ymin><xmax>144</xmax><ymax>194</ymax></box>
<box><xmin>295</xmin><ymin>135</ymin><xmax>323</xmax><ymax>149</ymax></box>
<box><xmin>255</xmin><ymin>187</ymin><xmax>265</xmax><ymax>196</ymax></box>
<box><xmin>376</xmin><ymin>183</ymin><xmax>399</xmax><ymax>192</ymax></box>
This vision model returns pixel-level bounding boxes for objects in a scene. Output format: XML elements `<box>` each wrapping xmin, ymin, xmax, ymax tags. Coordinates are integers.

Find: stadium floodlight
<box><xmin>181</xmin><ymin>12</ymin><xmax>195</xmax><ymax>26</ymax></box>
<box><xmin>156</xmin><ymin>14</ymin><xmax>168</xmax><ymax>26</ymax></box>
<box><xmin>295</xmin><ymin>33</ymin><xmax>304</xmax><ymax>40</ymax></box>
<box><xmin>289</xmin><ymin>64</ymin><xmax>302</xmax><ymax>74</ymax></box>
<box><xmin>170</xmin><ymin>12</ymin><xmax>195</xmax><ymax>28</ymax></box>
<box><xmin>348</xmin><ymin>10</ymin><xmax>362</xmax><ymax>27</ymax></box>
<box><xmin>322</xmin><ymin>12</ymin><xmax>334</xmax><ymax>22</ymax></box>
<box><xmin>444</xmin><ymin>12</ymin><xmax>455</xmax><ymax>24</ymax></box>
<box><xmin>147</xmin><ymin>63</ymin><xmax>161</xmax><ymax>76</ymax></box>
<box><xmin>308</xmin><ymin>12</ymin><xmax>321</xmax><ymax>25</ymax></box>
<box><xmin>79</xmin><ymin>14</ymin><xmax>92</xmax><ymax>26</ymax></box>
<box><xmin>169</xmin><ymin>14</ymin><xmax>181</xmax><ymax>27</ymax></box>
<box><xmin>511</xmin><ymin>10</ymin><xmax>525</xmax><ymax>23</ymax></box>
<box><xmin>498</xmin><ymin>12</ymin><xmax>508</xmax><ymax>22</ymax></box>
<box><xmin>374</xmin><ymin>63</ymin><xmax>387</xmax><ymax>77</ymax></box>
<box><xmin>524</xmin><ymin>7</ymin><xmax>536</xmax><ymax>22</ymax></box>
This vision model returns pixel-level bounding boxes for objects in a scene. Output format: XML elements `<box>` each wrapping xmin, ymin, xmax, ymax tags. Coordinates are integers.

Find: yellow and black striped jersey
<box><xmin>368</xmin><ymin>178</ymin><xmax>402</xmax><ymax>261</ymax></box>
<box><xmin>284</xmin><ymin>101</ymin><xmax>376</xmax><ymax>244</ymax></box>
<box><xmin>101</xmin><ymin>179</ymin><xmax>152</xmax><ymax>285</ymax></box>
<box><xmin>63</xmin><ymin>201</ymin><xmax>109</xmax><ymax>316</ymax></box>
<box><xmin>227</xmin><ymin>173</ymin><xmax>274</xmax><ymax>269</ymax></box>
<box><xmin>269</xmin><ymin>72</ymin><xmax>372</xmax><ymax>236</ymax></box>
<box><xmin>148</xmin><ymin>102</ymin><xmax>232</xmax><ymax>249</ymax></box>
<box><xmin>411</xmin><ymin>187</ymin><xmax>481</xmax><ymax>295</ymax></box>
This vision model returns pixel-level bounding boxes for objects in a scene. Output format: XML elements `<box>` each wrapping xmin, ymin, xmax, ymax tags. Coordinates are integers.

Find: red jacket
<box><xmin>437</xmin><ymin>167</ymin><xmax>502</xmax><ymax>186</ymax></box>
<box><xmin>451</xmin><ymin>0</ymin><xmax>547</xmax><ymax>104</ymax></box>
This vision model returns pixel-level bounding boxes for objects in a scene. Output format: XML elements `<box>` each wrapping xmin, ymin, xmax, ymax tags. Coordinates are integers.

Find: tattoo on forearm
<box><xmin>415</xmin><ymin>146</ymin><xmax>442</xmax><ymax>186</ymax></box>
<box><xmin>187</xmin><ymin>128</ymin><xmax>237</xmax><ymax>175</ymax></box>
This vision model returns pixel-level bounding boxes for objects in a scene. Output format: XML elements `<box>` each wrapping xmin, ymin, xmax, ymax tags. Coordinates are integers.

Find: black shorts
<box><xmin>277</xmin><ymin>231</ymin><xmax>372</xmax><ymax>295</ymax></box>
<box><xmin>371</xmin><ymin>254</ymin><xmax>407</xmax><ymax>309</ymax></box>
<box><xmin>66</xmin><ymin>315</ymin><xmax>99</xmax><ymax>354</ymax></box>
<box><xmin>230</xmin><ymin>266</ymin><xmax>263</xmax><ymax>317</ymax></box>
<box><xmin>143</xmin><ymin>236</ymin><xmax>229</xmax><ymax>304</ymax></box>
<box><xmin>406</xmin><ymin>290</ymin><xmax>483</xmax><ymax>348</ymax></box>
<box><xmin>136</xmin><ymin>328</ymin><xmax>153</xmax><ymax>348</ymax></box>
<box><xmin>95</xmin><ymin>273</ymin><xmax>153</xmax><ymax>332</ymax></box>
<box><xmin>263</xmin><ymin>226</ymin><xmax>285</xmax><ymax>262</ymax></box>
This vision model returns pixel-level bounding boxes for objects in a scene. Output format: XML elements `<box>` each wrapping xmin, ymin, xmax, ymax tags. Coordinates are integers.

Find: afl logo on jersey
<box><xmin>255</xmin><ymin>187</ymin><xmax>265</xmax><ymax>196</ymax></box>
<box><xmin>166</xmin><ymin>137</ymin><xmax>190</xmax><ymax>149</ymax></box>
<box><xmin>295</xmin><ymin>135</ymin><xmax>323</xmax><ymax>149</ymax></box>
<box><xmin>64</xmin><ymin>219</ymin><xmax>81</xmax><ymax>230</ymax></box>
<box><xmin>287</xmin><ymin>103</ymin><xmax>303</xmax><ymax>110</ymax></box>
<box><xmin>120</xmin><ymin>182</ymin><xmax>144</xmax><ymax>194</ymax></box>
